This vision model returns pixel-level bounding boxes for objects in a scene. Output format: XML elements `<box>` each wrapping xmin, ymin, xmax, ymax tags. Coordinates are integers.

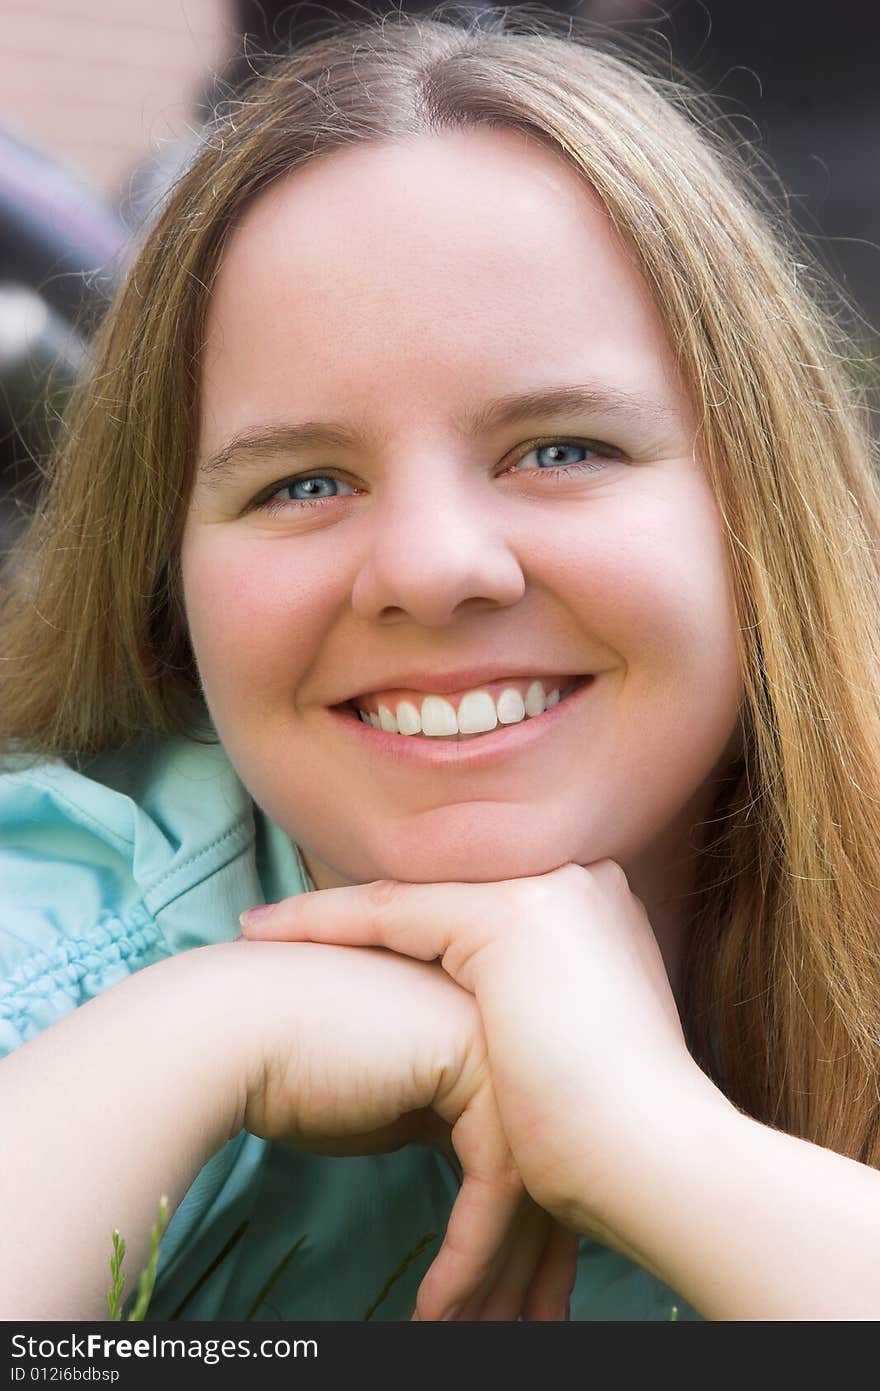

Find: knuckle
<box><xmin>588</xmin><ymin>857</ymin><xmax>630</xmax><ymax>891</ymax></box>
<box><xmin>504</xmin><ymin>874</ymin><xmax>557</xmax><ymax>918</ymax></box>
<box><xmin>500</xmin><ymin>1161</ymin><xmax>526</xmax><ymax>1199</ymax></box>
<box><xmin>365</xmin><ymin>877</ymin><xmax>403</xmax><ymax>912</ymax></box>
<box><xmin>552</xmin><ymin>861</ymin><xmax>590</xmax><ymax>886</ymax></box>
<box><xmin>485</xmin><ymin>1150</ymin><xmax>526</xmax><ymax>1199</ymax></box>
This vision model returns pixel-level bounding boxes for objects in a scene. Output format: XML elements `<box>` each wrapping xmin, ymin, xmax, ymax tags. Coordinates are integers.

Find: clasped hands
<box><xmin>237</xmin><ymin>860</ymin><xmax>720</xmax><ymax>1320</ymax></box>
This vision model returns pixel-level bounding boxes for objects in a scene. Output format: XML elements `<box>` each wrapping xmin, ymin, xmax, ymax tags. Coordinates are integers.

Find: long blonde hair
<box><xmin>3</xmin><ymin>4</ymin><xmax>880</xmax><ymax>1164</ymax></box>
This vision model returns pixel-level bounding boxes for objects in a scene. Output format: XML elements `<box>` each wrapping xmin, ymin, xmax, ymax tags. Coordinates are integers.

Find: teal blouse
<box><xmin>0</xmin><ymin>733</ymin><xmax>700</xmax><ymax>1321</ymax></box>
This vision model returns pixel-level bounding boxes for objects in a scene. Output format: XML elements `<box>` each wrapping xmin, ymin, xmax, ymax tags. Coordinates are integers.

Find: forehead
<box><xmin>198</xmin><ymin>127</ymin><xmax>683</xmax><ymax>444</ymax></box>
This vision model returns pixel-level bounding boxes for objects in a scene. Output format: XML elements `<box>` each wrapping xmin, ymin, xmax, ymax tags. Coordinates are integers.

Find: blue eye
<box><xmin>540</xmin><ymin>443</ymin><xmax>588</xmax><ymax>466</ymax></box>
<box><xmin>251</xmin><ymin>437</ymin><xmax>617</xmax><ymax>516</ymax></box>
<box><xmin>278</xmin><ymin>476</ymin><xmax>355</xmax><ymax>502</ymax></box>
<box><xmin>254</xmin><ymin>474</ymin><xmax>359</xmax><ymax>515</ymax></box>
<box><xmin>511</xmin><ymin>440</ymin><xmax>613</xmax><ymax>474</ymax></box>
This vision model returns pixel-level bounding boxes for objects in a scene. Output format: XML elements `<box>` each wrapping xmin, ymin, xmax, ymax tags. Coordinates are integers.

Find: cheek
<box><xmin>545</xmin><ymin>501</ymin><xmax>736</xmax><ymax>670</ymax></box>
<box><xmin>180</xmin><ymin>537</ymin><xmax>339</xmax><ymax>696</ymax></box>
<box><xmin>538</xmin><ymin>490</ymin><xmax>744</xmax><ymax>758</ymax></box>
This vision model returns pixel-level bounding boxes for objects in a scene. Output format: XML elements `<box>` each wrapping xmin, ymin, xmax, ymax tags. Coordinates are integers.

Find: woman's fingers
<box><xmin>414</xmin><ymin>1074</ymin><xmax>525</xmax><ymax>1320</ymax></box>
<box><xmin>417</xmin><ymin>1196</ymin><xmax>576</xmax><ymax>1321</ymax></box>
<box><xmin>240</xmin><ymin>877</ymin><xmax>496</xmax><ymax>990</ymax></box>
<box><xmin>239</xmin><ymin>865</ymin><xmax>622</xmax><ymax>996</ymax></box>
<box><xmin>242</xmin><ymin>878</ymin><xmax>448</xmax><ymax>952</ymax></box>
<box><xmin>469</xmin><ymin>1201</ymin><xmax>569</xmax><ymax>1321</ymax></box>
<box><xmin>414</xmin><ymin>1164</ymin><xmax>523</xmax><ymax>1320</ymax></box>
<box><xmin>519</xmin><ymin>1217</ymin><xmax>580</xmax><ymax>1320</ymax></box>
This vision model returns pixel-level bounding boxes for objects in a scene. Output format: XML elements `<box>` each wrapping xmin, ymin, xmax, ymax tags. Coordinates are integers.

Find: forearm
<box><xmin>0</xmin><ymin>945</ymin><xmax>249</xmax><ymax>1319</ymax></box>
<box><xmin>597</xmin><ymin>1081</ymin><xmax>880</xmax><ymax>1320</ymax></box>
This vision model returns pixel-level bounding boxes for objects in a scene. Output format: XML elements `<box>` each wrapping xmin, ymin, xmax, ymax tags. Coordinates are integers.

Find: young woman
<box><xmin>3</xmin><ymin>8</ymin><xmax>880</xmax><ymax>1321</ymax></box>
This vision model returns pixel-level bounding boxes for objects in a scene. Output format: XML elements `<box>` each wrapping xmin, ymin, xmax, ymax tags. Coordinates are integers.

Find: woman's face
<box><xmin>181</xmin><ymin>126</ymin><xmax>743</xmax><ymax>912</ymax></box>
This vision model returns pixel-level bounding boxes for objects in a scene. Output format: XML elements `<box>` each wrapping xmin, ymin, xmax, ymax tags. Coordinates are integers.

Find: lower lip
<box><xmin>326</xmin><ymin>677</ymin><xmax>596</xmax><ymax>768</ymax></box>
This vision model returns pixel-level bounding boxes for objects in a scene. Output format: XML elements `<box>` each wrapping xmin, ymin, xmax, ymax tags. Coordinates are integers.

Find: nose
<box><xmin>349</xmin><ymin>469</ymin><xmax>526</xmax><ymax>627</ymax></box>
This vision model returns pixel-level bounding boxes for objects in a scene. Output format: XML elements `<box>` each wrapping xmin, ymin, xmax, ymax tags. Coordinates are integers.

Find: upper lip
<box><xmin>335</xmin><ymin>664</ymin><xmax>591</xmax><ymax>706</ymax></box>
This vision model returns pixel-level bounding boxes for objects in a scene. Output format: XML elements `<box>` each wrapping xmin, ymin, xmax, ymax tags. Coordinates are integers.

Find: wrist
<box><xmin>561</xmin><ymin>1064</ymin><xmax>741</xmax><ymax>1261</ymax></box>
<box><xmin>141</xmin><ymin>944</ymin><xmax>256</xmax><ymax>1148</ymax></box>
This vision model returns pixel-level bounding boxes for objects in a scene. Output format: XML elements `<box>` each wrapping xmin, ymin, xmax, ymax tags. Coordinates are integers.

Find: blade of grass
<box><xmin>363</xmin><ymin>1230</ymin><xmax>438</xmax><ymax>1322</ymax></box>
<box><xmin>167</xmin><ymin>1219</ymin><xmax>251</xmax><ymax>1321</ymax></box>
<box><xmin>245</xmin><ymin>1234</ymin><xmax>308</xmax><ymax>1320</ymax></box>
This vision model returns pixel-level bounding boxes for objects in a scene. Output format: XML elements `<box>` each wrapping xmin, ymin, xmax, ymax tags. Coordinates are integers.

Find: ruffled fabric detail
<box><xmin>0</xmin><ymin>909</ymin><xmax>160</xmax><ymax>1051</ymax></box>
<box><xmin>0</xmin><ymin>733</ymin><xmax>308</xmax><ymax>1053</ymax></box>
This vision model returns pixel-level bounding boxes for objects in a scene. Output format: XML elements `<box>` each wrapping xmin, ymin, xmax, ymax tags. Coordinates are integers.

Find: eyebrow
<box><xmin>196</xmin><ymin>382</ymin><xmax>674</xmax><ymax>488</ymax></box>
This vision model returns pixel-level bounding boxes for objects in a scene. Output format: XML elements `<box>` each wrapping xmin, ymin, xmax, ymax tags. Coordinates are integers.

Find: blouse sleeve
<box><xmin>0</xmin><ymin>757</ymin><xmax>165</xmax><ymax>1055</ymax></box>
<box><xmin>0</xmin><ymin>735</ymin><xmax>280</xmax><ymax>1306</ymax></box>
<box><xmin>0</xmin><ymin>734</ymin><xmax>266</xmax><ymax>1056</ymax></box>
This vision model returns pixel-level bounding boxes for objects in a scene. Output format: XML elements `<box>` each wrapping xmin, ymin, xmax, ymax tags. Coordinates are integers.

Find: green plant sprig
<box><xmin>107</xmin><ymin>1230</ymin><xmax>126</xmax><ymax>1320</ymax></box>
<box><xmin>107</xmin><ymin>1195</ymin><xmax>170</xmax><ymax>1321</ymax></box>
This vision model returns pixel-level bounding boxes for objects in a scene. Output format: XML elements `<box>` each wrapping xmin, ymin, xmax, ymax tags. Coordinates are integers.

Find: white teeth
<box><xmin>457</xmin><ymin>691</ymin><xmax>498</xmax><ymax>735</ymax></box>
<box><xmin>354</xmin><ymin>678</ymin><xmax>579</xmax><ymax>738</ymax></box>
<box><xmin>524</xmin><ymin>680</ymin><xmax>545</xmax><ymax>717</ymax></box>
<box><xmin>396</xmin><ymin>700</ymin><xmax>422</xmax><ymax>736</ymax></box>
<box><xmin>420</xmin><ymin>695</ymin><xmax>459</xmax><ymax>736</ymax></box>
<box><xmin>496</xmin><ymin>688</ymin><xmax>526</xmax><ymax>724</ymax></box>
<box><xmin>377</xmin><ymin>704</ymin><xmax>398</xmax><ymax>732</ymax></box>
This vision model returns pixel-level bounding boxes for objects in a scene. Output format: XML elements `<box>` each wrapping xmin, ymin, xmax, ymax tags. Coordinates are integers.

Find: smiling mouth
<box><xmin>335</xmin><ymin>674</ymin><xmax>593</xmax><ymax>741</ymax></box>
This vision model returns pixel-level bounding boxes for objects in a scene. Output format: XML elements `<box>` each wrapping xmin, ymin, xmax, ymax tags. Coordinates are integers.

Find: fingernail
<box><xmin>441</xmin><ymin>1304</ymin><xmax>462</xmax><ymax>1321</ymax></box>
<box><xmin>239</xmin><ymin>904</ymin><xmax>276</xmax><ymax>927</ymax></box>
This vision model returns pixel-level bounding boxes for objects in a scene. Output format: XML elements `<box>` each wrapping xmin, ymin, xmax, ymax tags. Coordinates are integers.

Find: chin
<box><xmin>352</xmin><ymin>835</ymin><xmax>580</xmax><ymax>885</ymax></box>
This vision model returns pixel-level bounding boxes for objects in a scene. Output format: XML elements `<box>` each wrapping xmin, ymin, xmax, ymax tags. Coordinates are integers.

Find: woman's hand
<box><xmin>223</xmin><ymin>938</ymin><xmax>578</xmax><ymax>1320</ymax></box>
<box><xmin>239</xmin><ymin>863</ymin><xmax>734</xmax><ymax>1257</ymax></box>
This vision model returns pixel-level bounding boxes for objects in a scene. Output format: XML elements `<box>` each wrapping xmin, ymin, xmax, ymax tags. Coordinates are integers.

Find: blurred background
<box><xmin>0</xmin><ymin>0</ymin><xmax>878</xmax><ymax>549</ymax></box>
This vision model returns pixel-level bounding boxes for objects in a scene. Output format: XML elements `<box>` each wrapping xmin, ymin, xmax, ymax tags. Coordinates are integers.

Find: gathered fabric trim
<box><xmin>0</xmin><ymin>908</ymin><xmax>162</xmax><ymax>1048</ymax></box>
